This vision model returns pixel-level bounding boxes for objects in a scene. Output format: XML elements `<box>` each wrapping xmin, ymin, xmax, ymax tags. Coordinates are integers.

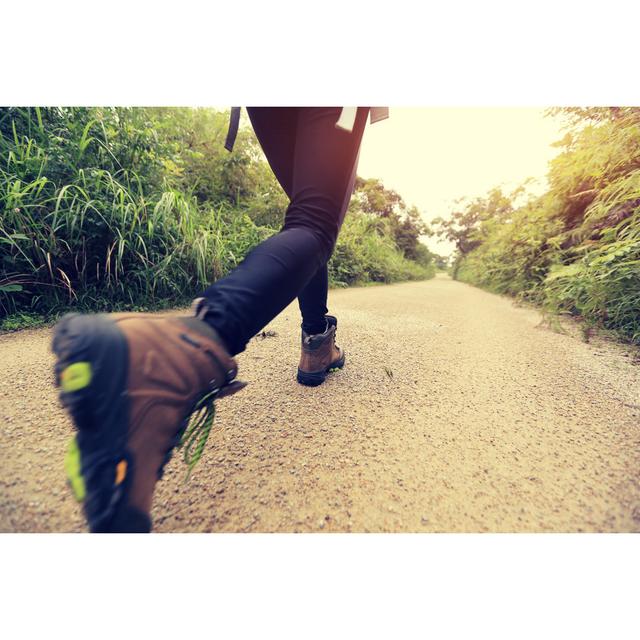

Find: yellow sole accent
<box><xmin>61</xmin><ymin>361</ymin><xmax>92</xmax><ymax>392</ymax></box>
<box><xmin>64</xmin><ymin>437</ymin><xmax>86</xmax><ymax>502</ymax></box>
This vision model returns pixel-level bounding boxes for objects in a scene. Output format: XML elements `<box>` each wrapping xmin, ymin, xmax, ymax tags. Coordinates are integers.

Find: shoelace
<box><xmin>178</xmin><ymin>388</ymin><xmax>218</xmax><ymax>480</ymax></box>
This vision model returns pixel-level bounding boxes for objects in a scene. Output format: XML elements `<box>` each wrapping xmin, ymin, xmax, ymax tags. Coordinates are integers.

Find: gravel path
<box><xmin>1</xmin><ymin>274</ymin><xmax>639</xmax><ymax>532</ymax></box>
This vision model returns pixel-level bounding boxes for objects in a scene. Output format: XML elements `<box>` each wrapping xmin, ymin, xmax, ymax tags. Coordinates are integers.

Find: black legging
<box><xmin>199</xmin><ymin>107</ymin><xmax>368</xmax><ymax>355</ymax></box>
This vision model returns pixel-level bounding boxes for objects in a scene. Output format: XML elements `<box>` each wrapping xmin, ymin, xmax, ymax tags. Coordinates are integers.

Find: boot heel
<box><xmin>53</xmin><ymin>313</ymin><xmax>98</xmax><ymax>428</ymax></box>
<box><xmin>52</xmin><ymin>313</ymin><xmax>134</xmax><ymax>529</ymax></box>
<box><xmin>297</xmin><ymin>369</ymin><xmax>327</xmax><ymax>386</ymax></box>
<box><xmin>52</xmin><ymin>313</ymin><xmax>128</xmax><ymax>433</ymax></box>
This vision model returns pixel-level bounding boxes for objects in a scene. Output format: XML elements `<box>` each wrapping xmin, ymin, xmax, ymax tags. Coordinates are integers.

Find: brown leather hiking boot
<box><xmin>297</xmin><ymin>315</ymin><xmax>345</xmax><ymax>386</ymax></box>
<box><xmin>52</xmin><ymin>305</ymin><xmax>245</xmax><ymax>532</ymax></box>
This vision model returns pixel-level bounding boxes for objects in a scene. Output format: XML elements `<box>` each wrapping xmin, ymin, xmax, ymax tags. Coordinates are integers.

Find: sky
<box><xmin>356</xmin><ymin>108</ymin><xmax>567</xmax><ymax>255</ymax></box>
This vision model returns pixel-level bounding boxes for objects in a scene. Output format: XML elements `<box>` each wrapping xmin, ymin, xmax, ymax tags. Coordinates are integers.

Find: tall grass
<box><xmin>0</xmin><ymin>107</ymin><xmax>274</xmax><ymax>319</ymax></box>
<box><xmin>1</xmin><ymin>168</ymin><xmax>273</xmax><ymax>316</ymax></box>
<box><xmin>542</xmin><ymin>171</ymin><xmax>640</xmax><ymax>342</ymax></box>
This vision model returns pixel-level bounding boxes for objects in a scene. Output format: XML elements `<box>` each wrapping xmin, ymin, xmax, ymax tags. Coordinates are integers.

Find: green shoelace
<box><xmin>178</xmin><ymin>389</ymin><xmax>218</xmax><ymax>480</ymax></box>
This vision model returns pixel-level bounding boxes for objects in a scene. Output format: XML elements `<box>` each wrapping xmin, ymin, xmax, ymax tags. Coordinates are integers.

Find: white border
<box><xmin>3</xmin><ymin>1</ymin><xmax>640</xmax><ymax>105</ymax></box>
<box><xmin>1</xmin><ymin>534</ymin><xmax>638</xmax><ymax>639</ymax></box>
<box><xmin>1</xmin><ymin>1</ymin><xmax>638</xmax><ymax>637</ymax></box>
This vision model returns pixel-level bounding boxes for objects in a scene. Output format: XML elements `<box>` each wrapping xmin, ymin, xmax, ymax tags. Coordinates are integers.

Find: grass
<box><xmin>0</xmin><ymin>312</ymin><xmax>51</xmax><ymax>332</ymax></box>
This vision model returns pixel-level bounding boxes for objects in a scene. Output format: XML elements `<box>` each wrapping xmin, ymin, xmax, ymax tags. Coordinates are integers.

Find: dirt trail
<box><xmin>1</xmin><ymin>274</ymin><xmax>639</xmax><ymax>532</ymax></box>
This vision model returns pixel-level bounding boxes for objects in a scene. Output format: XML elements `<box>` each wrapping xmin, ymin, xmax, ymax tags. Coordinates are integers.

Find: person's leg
<box><xmin>298</xmin><ymin>264</ymin><xmax>329</xmax><ymax>335</ymax></box>
<box><xmin>243</xmin><ymin>107</ymin><xmax>296</xmax><ymax>198</ymax></box>
<box><xmin>197</xmin><ymin>107</ymin><xmax>369</xmax><ymax>356</ymax></box>
<box><xmin>297</xmin><ymin>145</ymin><xmax>361</xmax><ymax>335</ymax></box>
<box><xmin>243</xmin><ymin>107</ymin><xmax>325</xmax><ymax>337</ymax></box>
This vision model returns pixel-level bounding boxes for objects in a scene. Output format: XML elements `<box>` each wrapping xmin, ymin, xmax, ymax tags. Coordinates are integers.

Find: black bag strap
<box><xmin>224</xmin><ymin>107</ymin><xmax>241</xmax><ymax>152</ymax></box>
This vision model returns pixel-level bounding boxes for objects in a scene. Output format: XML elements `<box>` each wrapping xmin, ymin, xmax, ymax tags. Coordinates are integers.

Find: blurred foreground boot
<box><xmin>52</xmin><ymin>298</ymin><xmax>245</xmax><ymax>533</ymax></box>
<box><xmin>296</xmin><ymin>315</ymin><xmax>345</xmax><ymax>386</ymax></box>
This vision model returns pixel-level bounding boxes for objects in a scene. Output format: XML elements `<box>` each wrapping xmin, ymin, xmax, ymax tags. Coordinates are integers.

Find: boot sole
<box><xmin>52</xmin><ymin>313</ymin><xmax>150</xmax><ymax>532</ymax></box>
<box><xmin>296</xmin><ymin>353</ymin><xmax>346</xmax><ymax>387</ymax></box>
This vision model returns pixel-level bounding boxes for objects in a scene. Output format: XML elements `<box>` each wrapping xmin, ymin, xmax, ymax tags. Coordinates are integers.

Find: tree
<box><xmin>432</xmin><ymin>187</ymin><xmax>514</xmax><ymax>256</ymax></box>
<box><xmin>353</xmin><ymin>177</ymin><xmax>431</xmax><ymax>258</ymax></box>
<box><xmin>354</xmin><ymin>176</ymin><xmax>404</xmax><ymax>218</ymax></box>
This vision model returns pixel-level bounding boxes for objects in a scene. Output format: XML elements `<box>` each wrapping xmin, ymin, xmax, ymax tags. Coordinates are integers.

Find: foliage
<box><xmin>436</xmin><ymin>108</ymin><xmax>640</xmax><ymax>343</ymax></box>
<box><xmin>431</xmin><ymin>253</ymin><xmax>450</xmax><ymax>270</ymax></box>
<box><xmin>329</xmin><ymin>212</ymin><xmax>434</xmax><ymax>286</ymax></box>
<box><xmin>0</xmin><ymin>311</ymin><xmax>47</xmax><ymax>332</ymax></box>
<box><xmin>354</xmin><ymin>177</ymin><xmax>432</xmax><ymax>260</ymax></box>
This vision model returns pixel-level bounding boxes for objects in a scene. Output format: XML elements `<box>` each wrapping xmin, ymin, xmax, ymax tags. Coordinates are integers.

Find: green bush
<box><xmin>437</xmin><ymin>108</ymin><xmax>640</xmax><ymax>344</ymax></box>
<box><xmin>329</xmin><ymin>213</ymin><xmax>434</xmax><ymax>286</ymax></box>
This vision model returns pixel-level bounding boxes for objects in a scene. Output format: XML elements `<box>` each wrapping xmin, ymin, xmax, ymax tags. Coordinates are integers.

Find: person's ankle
<box><xmin>184</xmin><ymin>298</ymin><xmax>232</xmax><ymax>354</ymax></box>
<box><xmin>302</xmin><ymin>320</ymin><xmax>328</xmax><ymax>336</ymax></box>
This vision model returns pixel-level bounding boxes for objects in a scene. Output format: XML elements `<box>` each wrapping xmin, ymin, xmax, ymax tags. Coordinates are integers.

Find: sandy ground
<box><xmin>1</xmin><ymin>274</ymin><xmax>639</xmax><ymax>533</ymax></box>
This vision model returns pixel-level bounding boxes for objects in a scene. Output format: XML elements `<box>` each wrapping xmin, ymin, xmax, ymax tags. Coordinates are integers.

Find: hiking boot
<box><xmin>296</xmin><ymin>315</ymin><xmax>345</xmax><ymax>387</ymax></box>
<box><xmin>52</xmin><ymin>301</ymin><xmax>245</xmax><ymax>533</ymax></box>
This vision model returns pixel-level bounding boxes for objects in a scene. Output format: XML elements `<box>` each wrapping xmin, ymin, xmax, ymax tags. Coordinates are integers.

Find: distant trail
<box><xmin>1</xmin><ymin>274</ymin><xmax>639</xmax><ymax>532</ymax></box>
